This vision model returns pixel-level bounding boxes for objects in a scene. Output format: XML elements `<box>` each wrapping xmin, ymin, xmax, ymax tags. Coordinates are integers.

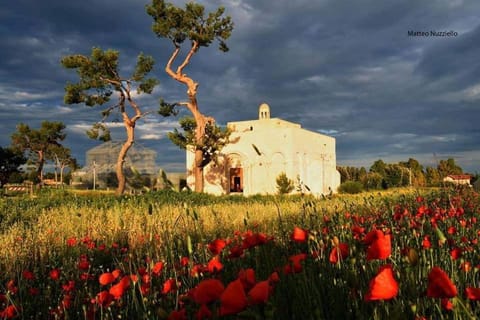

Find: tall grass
<box><xmin>2</xmin><ymin>187</ymin><xmax>477</xmax><ymax>319</ymax></box>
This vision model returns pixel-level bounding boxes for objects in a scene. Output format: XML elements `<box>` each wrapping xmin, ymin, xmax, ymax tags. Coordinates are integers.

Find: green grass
<box><xmin>1</xmin><ymin>186</ymin><xmax>479</xmax><ymax>319</ymax></box>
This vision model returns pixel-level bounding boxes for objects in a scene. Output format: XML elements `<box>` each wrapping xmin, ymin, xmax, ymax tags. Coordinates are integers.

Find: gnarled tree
<box><xmin>47</xmin><ymin>144</ymin><xmax>77</xmax><ymax>186</ymax></box>
<box><xmin>61</xmin><ymin>47</ymin><xmax>158</xmax><ymax>195</ymax></box>
<box><xmin>11</xmin><ymin>121</ymin><xmax>66</xmax><ymax>184</ymax></box>
<box><xmin>146</xmin><ymin>0</ymin><xmax>233</xmax><ymax>192</ymax></box>
<box><xmin>167</xmin><ymin>116</ymin><xmax>230</xmax><ymax>170</ymax></box>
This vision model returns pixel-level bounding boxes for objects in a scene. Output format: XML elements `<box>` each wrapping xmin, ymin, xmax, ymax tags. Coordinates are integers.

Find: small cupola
<box><xmin>258</xmin><ymin>103</ymin><xmax>270</xmax><ymax>120</ymax></box>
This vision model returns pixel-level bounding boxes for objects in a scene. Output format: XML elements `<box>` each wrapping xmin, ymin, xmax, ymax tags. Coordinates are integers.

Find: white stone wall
<box><xmin>186</xmin><ymin>105</ymin><xmax>340</xmax><ymax>195</ymax></box>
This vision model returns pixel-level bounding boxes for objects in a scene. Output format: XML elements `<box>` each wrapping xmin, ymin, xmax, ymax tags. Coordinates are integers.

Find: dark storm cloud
<box><xmin>1</xmin><ymin>0</ymin><xmax>480</xmax><ymax>172</ymax></box>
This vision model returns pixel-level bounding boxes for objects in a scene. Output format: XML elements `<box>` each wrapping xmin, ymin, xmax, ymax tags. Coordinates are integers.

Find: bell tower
<box><xmin>258</xmin><ymin>103</ymin><xmax>270</xmax><ymax>120</ymax></box>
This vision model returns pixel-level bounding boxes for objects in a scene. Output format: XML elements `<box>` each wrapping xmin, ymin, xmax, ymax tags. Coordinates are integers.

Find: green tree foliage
<box><xmin>61</xmin><ymin>47</ymin><xmax>158</xmax><ymax>195</ymax></box>
<box><xmin>146</xmin><ymin>0</ymin><xmax>233</xmax><ymax>192</ymax></box>
<box><xmin>338</xmin><ymin>157</ymin><xmax>464</xmax><ymax>189</ymax></box>
<box><xmin>276</xmin><ymin>172</ymin><xmax>295</xmax><ymax>195</ymax></box>
<box><xmin>437</xmin><ymin>158</ymin><xmax>463</xmax><ymax>178</ymax></box>
<box><xmin>363</xmin><ymin>172</ymin><xmax>383</xmax><ymax>190</ymax></box>
<box><xmin>11</xmin><ymin>121</ymin><xmax>66</xmax><ymax>183</ymax></box>
<box><xmin>0</xmin><ymin>146</ymin><xmax>26</xmax><ymax>186</ymax></box>
<box><xmin>425</xmin><ymin>167</ymin><xmax>441</xmax><ymax>186</ymax></box>
<box><xmin>399</xmin><ymin>158</ymin><xmax>426</xmax><ymax>187</ymax></box>
<box><xmin>338</xmin><ymin>181</ymin><xmax>363</xmax><ymax>194</ymax></box>
<box><xmin>47</xmin><ymin>145</ymin><xmax>77</xmax><ymax>185</ymax></box>
<box><xmin>370</xmin><ymin>159</ymin><xmax>387</xmax><ymax>177</ymax></box>
<box><xmin>337</xmin><ymin>166</ymin><xmax>367</xmax><ymax>183</ymax></box>
<box><xmin>168</xmin><ymin>117</ymin><xmax>230</xmax><ymax>168</ymax></box>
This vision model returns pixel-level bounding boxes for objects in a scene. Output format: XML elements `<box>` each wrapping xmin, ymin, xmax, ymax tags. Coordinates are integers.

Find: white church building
<box><xmin>186</xmin><ymin>103</ymin><xmax>341</xmax><ymax>196</ymax></box>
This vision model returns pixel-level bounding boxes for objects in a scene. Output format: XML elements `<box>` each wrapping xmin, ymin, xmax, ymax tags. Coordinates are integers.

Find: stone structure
<box><xmin>72</xmin><ymin>141</ymin><xmax>160</xmax><ymax>189</ymax></box>
<box><xmin>186</xmin><ymin>103</ymin><xmax>341</xmax><ymax>195</ymax></box>
<box><xmin>85</xmin><ymin>141</ymin><xmax>157</xmax><ymax>175</ymax></box>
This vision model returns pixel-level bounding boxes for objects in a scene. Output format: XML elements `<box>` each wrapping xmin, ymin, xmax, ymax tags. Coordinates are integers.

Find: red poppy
<box><xmin>62</xmin><ymin>280</ymin><xmax>75</xmax><ymax>292</ymax></box>
<box><xmin>96</xmin><ymin>290</ymin><xmax>114</xmax><ymax>307</ymax></box>
<box><xmin>450</xmin><ymin>247</ymin><xmax>462</xmax><ymax>260</ymax></box>
<box><xmin>329</xmin><ymin>243</ymin><xmax>349</xmax><ymax>264</ymax></box>
<box><xmin>242</xmin><ymin>231</ymin><xmax>269</xmax><ymax>249</ymax></box>
<box><xmin>291</xmin><ymin>227</ymin><xmax>308</xmax><ymax>243</ymax></box>
<box><xmin>447</xmin><ymin>226</ymin><xmax>456</xmax><ymax>235</ymax></box>
<box><xmin>207</xmin><ymin>255</ymin><xmax>223</xmax><ymax>273</ymax></box>
<box><xmin>0</xmin><ymin>305</ymin><xmax>19</xmax><ymax>319</ymax></box>
<box><xmin>196</xmin><ymin>304</ymin><xmax>212</xmax><ymax>319</ymax></box>
<box><xmin>62</xmin><ymin>293</ymin><xmax>72</xmax><ymax>309</ymax></box>
<box><xmin>461</xmin><ymin>261</ymin><xmax>472</xmax><ymax>272</ymax></box>
<box><xmin>426</xmin><ymin>267</ymin><xmax>457</xmax><ymax>298</ymax></box>
<box><xmin>5</xmin><ymin>280</ymin><xmax>18</xmax><ymax>295</ymax></box>
<box><xmin>138</xmin><ymin>267</ymin><xmax>147</xmax><ymax>276</ymax></box>
<box><xmin>220</xmin><ymin>279</ymin><xmax>248</xmax><ymax>316</ymax></box>
<box><xmin>364</xmin><ymin>230</ymin><xmax>391</xmax><ymax>261</ymax></box>
<box><xmin>109</xmin><ymin>276</ymin><xmax>131</xmax><ymax>299</ymax></box>
<box><xmin>66</xmin><ymin>237</ymin><xmax>77</xmax><ymax>247</ymax></box>
<box><xmin>422</xmin><ymin>235</ymin><xmax>431</xmax><ymax>249</ymax></box>
<box><xmin>78</xmin><ymin>254</ymin><xmax>90</xmax><ymax>270</ymax></box>
<box><xmin>22</xmin><ymin>270</ymin><xmax>35</xmax><ymax>280</ymax></box>
<box><xmin>351</xmin><ymin>226</ymin><xmax>366</xmax><ymax>240</ymax></box>
<box><xmin>168</xmin><ymin>308</ymin><xmax>187</xmax><ymax>320</ymax></box>
<box><xmin>238</xmin><ymin>268</ymin><xmax>256</xmax><ymax>290</ymax></box>
<box><xmin>269</xmin><ymin>271</ymin><xmax>280</xmax><ymax>283</ymax></box>
<box><xmin>193</xmin><ymin>279</ymin><xmax>224</xmax><ymax>305</ymax></box>
<box><xmin>441</xmin><ymin>298</ymin><xmax>454</xmax><ymax>311</ymax></box>
<box><xmin>284</xmin><ymin>253</ymin><xmax>308</xmax><ymax>274</ymax></box>
<box><xmin>130</xmin><ymin>274</ymin><xmax>139</xmax><ymax>283</ymax></box>
<box><xmin>190</xmin><ymin>264</ymin><xmax>205</xmax><ymax>278</ymax></box>
<box><xmin>208</xmin><ymin>238</ymin><xmax>227</xmax><ymax>255</ymax></box>
<box><xmin>180</xmin><ymin>256</ymin><xmax>190</xmax><ymax>267</ymax></box>
<box><xmin>152</xmin><ymin>262</ymin><xmax>164</xmax><ymax>277</ymax></box>
<box><xmin>364</xmin><ymin>264</ymin><xmax>398</xmax><ymax>301</ymax></box>
<box><xmin>465</xmin><ymin>287</ymin><xmax>480</xmax><ymax>300</ymax></box>
<box><xmin>99</xmin><ymin>273</ymin><xmax>115</xmax><ymax>286</ymax></box>
<box><xmin>248</xmin><ymin>280</ymin><xmax>271</xmax><ymax>305</ymax></box>
<box><xmin>162</xmin><ymin>278</ymin><xmax>178</xmax><ymax>295</ymax></box>
<box><xmin>49</xmin><ymin>269</ymin><xmax>61</xmax><ymax>281</ymax></box>
<box><xmin>112</xmin><ymin>269</ymin><xmax>122</xmax><ymax>279</ymax></box>
<box><xmin>228</xmin><ymin>245</ymin><xmax>244</xmax><ymax>259</ymax></box>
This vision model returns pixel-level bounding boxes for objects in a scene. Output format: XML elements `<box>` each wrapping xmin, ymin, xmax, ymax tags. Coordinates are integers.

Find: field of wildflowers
<box><xmin>0</xmin><ymin>186</ymin><xmax>479</xmax><ymax>319</ymax></box>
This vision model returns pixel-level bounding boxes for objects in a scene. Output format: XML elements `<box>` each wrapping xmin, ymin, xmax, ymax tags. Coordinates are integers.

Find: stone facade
<box><xmin>186</xmin><ymin>103</ymin><xmax>341</xmax><ymax>195</ymax></box>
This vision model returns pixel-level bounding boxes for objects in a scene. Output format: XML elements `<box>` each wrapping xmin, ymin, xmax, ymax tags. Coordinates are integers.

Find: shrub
<box><xmin>338</xmin><ymin>181</ymin><xmax>363</xmax><ymax>194</ymax></box>
<box><xmin>276</xmin><ymin>172</ymin><xmax>295</xmax><ymax>194</ymax></box>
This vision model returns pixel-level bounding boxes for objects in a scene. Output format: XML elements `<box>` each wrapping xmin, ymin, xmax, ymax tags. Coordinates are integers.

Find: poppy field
<box><xmin>1</xmin><ymin>187</ymin><xmax>480</xmax><ymax>319</ymax></box>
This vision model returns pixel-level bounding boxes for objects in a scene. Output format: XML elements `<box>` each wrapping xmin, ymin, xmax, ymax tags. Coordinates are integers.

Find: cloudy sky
<box><xmin>1</xmin><ymin>0</ymin><xmax>480</xmax><ymax>173</ymax></box>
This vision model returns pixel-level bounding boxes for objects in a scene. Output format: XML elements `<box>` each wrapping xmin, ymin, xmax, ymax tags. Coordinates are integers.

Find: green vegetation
<box><xmin>4</xmin><ymin>187</ymin><xmax>480</xmax><ymax>319</ymax></box>
<box><xmin>337</xmin><ymin>157</ymin><xmax>473</xmax><ymax>190</ymax></box>
<box><xmin>61</xmin><ymin>47</ymin><xmax>158</xmax><ymax>195</ymax></box>
<box><xmin>338</xmin><ymin>180</ymin><xmax>364</xmax><ymax>194</ymax></box>
<box><xmin>276</xmin><ymin>172</ymin><xmax>295</xmax><ymax>194</ymax></box>
<box><xmin>147</xmin><ymin>0</ymin><xmax>234</xmax><ymax>192</ymax></box>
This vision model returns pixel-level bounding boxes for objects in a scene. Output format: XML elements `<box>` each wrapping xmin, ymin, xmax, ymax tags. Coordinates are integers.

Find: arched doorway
<box><xmin>230</xmin><ymin>168</ymin><xmax>243</xmax><ymax>193</ymax></box>
<box><xmin>227</xmin><ymin>153</ymin><xmax>244</xmax><ymax>194</ymax></box>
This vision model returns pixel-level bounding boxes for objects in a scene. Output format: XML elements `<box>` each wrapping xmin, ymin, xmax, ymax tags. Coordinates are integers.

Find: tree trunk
<box><xmin>60</xmin><ymin>165</ymin><xmax>65</xmax><ymax>187</ymax></box>
<box><xmin>36</xmin><ymin>150</ymin><xmax>44</xmax><ymax>184</ymax></box>
<box><xmin>194</xmin><ymin>149</ymin><xmax>204</xmax><ymax>192</ymax></box>
<box><xmin>116</xmin><ymin>123</ymin><xmax>135</xmax><ymax>196</ymax></box>
<box><xmin>192</xmin><ymin>109</ymin><xmax>208</xmax><ymax>193</ymax></box>
<box><xmin>165</xmin><ymin>41</ymin><xmax>213</xmax><ymax>193</ymax></box>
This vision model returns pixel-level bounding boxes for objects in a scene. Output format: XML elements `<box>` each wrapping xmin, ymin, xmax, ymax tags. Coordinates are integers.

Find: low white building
<box><xmin>186</xmin><ymin>103</ymin><xmax>341</xmax><ymax>196</ymax></box>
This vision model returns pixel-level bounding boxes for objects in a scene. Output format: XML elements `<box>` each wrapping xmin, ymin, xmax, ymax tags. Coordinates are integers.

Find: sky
<box><xmin>1</xmin><ymin>0</ymin><xmax>480</xmax><ymax>173</ymax></box>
